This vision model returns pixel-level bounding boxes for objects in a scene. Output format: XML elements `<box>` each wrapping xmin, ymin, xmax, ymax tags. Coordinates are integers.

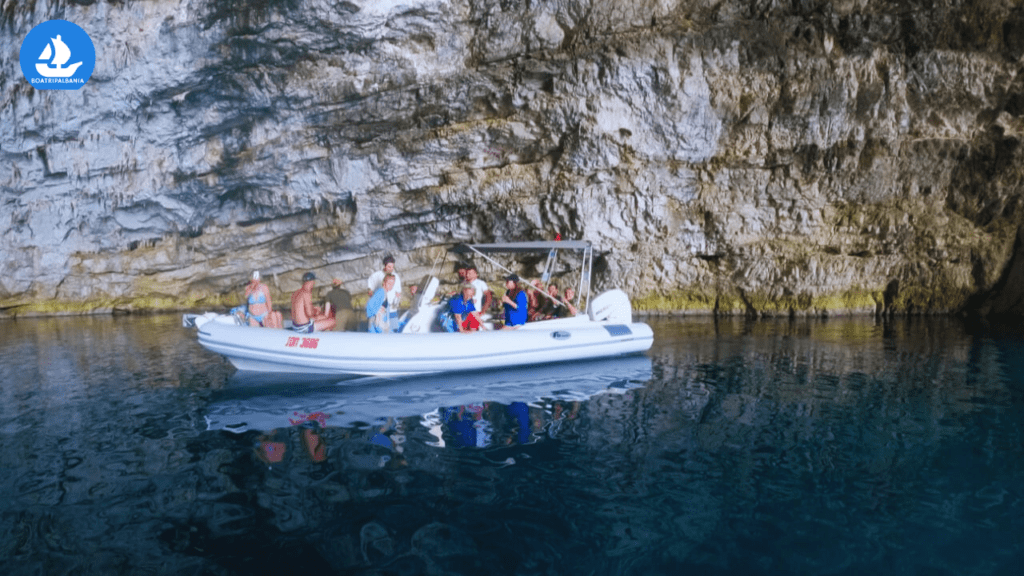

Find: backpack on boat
<box><xmin>437</xmin><ymin>297</ymin><xmax>458</xmax><ymax>333</ymax></box>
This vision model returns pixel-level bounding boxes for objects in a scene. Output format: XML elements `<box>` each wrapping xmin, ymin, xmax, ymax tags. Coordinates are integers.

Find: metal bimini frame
<box><xmin>449</xmin><ymin>240</ymin><xmax>593</xmax><ymax>310</ymax></box>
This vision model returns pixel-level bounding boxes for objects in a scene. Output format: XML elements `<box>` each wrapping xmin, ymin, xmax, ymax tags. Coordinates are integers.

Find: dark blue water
<box><xmin>1</xmin><ymin>314</ymin><xmax>1022</xmax><ymax>575</ymax></box>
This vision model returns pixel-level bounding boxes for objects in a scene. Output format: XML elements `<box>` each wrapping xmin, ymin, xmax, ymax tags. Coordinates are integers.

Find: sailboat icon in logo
<box><xmin>35</xmin><ymin>35</ymin><xmax>83</xmax><ymax>78</ymax></box>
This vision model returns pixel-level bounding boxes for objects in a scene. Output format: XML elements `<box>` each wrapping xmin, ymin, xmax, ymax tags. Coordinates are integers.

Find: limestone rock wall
<box><xmin>2</xmin><ymin>0</ymin><xmax>1023</xmax><ymax>316</ymax></box>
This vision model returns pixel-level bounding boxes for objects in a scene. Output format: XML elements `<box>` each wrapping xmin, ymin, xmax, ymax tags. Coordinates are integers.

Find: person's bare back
<box><xmin>291</xmin><ymin>272</ymin><xmax>335</xmax><ymax>332</ymax></box>
<box><xmin>291</xmin><ymin>286</ymin><xmax>312</xmax><ymax>326</ymax></box>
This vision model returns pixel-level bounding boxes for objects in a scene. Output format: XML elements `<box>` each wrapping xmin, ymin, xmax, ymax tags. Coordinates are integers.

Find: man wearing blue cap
<box><xmin>291</xmin><ymin>271</ymin><xmax>336</xmax><ymax>333</ymax></box>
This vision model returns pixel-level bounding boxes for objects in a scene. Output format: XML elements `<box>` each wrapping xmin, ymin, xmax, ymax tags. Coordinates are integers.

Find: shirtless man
<box><xmin>291</xmin><ymin>272</ymin><xmax>335</xmax><ymax>333</ymax></box>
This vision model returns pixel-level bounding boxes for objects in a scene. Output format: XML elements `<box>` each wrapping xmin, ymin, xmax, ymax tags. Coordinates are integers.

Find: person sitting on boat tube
<box><xmin>366</xmin><ymin>273</ymin><xmax>397</xmax><ymax>333</ymax></box>
<box><xmin>557</xmin><ymin>286</ymin><xmax>580</xmax><ymax>318</ymax></box>
<box><xmin>501</xmin><ymin>274</ymin><xmax>528</xmax><ymax>328</ymax></box>
<box><xmin>526</xmin><ymin>278</ymin><xmax>545</xmax><ymax>322</ymax></box>
<box><xmin>537</xmin><ymin>282</ymin><xmax>564</xmax><ymax>320</ymax></box>
<box><xmin>324</xmin><ymin>278</ymin><xmax>357</xmax><ymax>332</ymax></box>
<box><xmin>240</xmin><ymin>270</ymin><xmax>284</xmax><ymax>327</ymax></box>
<box><xmin>449</xmin><ymin>283</ymin><xmax>483</xmax><ymax>332</ymax></box>
<box><xmin>291</xmin><ymin>272</ymin><xmax>336</xmax><ymax>333</ymax></box>
<box><xmin>367</xmin><ymin>254</ymin><xmax>414</xmax><ymax>332</ymax></box>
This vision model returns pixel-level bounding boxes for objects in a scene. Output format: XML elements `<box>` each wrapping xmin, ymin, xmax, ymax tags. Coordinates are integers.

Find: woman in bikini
<box><xmin>244</xmin><ymin>271</ymin><xmax>278</xmax><ymax>327</ymax></box>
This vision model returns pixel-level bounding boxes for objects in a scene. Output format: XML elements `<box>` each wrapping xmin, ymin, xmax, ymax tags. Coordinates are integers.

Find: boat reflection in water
<box><xmin>205</xmin><ymin>355</ymin><xmax>652</xmax><ymax>452</ymax></box>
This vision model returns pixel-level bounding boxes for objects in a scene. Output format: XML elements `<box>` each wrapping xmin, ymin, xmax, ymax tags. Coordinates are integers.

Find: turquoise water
<box><xmin>0</xmin><ymin>315</ymin><xmax>1021</xmax><ymax>575</ymax></box>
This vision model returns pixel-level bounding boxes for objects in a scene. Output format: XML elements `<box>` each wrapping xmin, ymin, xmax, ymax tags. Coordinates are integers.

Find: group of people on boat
<box><xmin>443</xmin><ymin>265</ymin><xmax>579</xmax><ymax>333</ymax></box>
<box><xmin>233</xmin><ymin>256</ymin><xmax>399</xmax><ymax>334</ymax></box>
<box><xmin>234</xmin><ymin>253</ymin><xmax>581</xmax><ymax>334</ymax></box>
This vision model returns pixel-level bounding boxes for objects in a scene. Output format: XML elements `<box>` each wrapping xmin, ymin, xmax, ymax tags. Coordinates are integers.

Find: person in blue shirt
<box><xmin>366</xmin><ymin>274</ymin><xmax>396</xmax><ymax>333</ymax></box>
<box><xmin>501</xmin><ymin>274</ymin><xmax>528</xmax><ymax>328</ymax></box>
<box><xmin>449</xmin><ymin>284</ymin><xmax>483</xmax><ymax>332</ymax></box>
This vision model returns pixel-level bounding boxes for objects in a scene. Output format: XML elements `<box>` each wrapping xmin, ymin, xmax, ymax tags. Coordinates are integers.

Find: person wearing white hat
<box><xmin>242</xmin><ymin>271</ymin><xmax>277</xmax><ymax>327</ymax></box>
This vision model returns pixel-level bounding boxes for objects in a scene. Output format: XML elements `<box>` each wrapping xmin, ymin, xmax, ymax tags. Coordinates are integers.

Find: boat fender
<box><xmin>216</xmin><ymin>313</ymin><xmax>244</xmax><ymax>326</ymax></box>
<box><xmin>184</xmin><ymin>312</ymin><xmax>226</xmax><ymax>329</ymax></box>
<box><xmin>438</xmin><ymin>308</ymin><xmax>458</xmax><ymax>333</ymax></box>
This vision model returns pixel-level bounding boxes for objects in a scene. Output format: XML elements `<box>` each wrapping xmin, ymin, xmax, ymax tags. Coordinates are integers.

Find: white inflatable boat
<box><xmin>184</xmin><ymin>241</ymin><xmax>653</xmax><ymax>377</ymax></box>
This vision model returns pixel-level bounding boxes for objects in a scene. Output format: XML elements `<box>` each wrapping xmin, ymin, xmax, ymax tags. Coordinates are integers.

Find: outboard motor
<box><xmin>587</xmin><ymin>289</ymin><xmax>633</xmax><ymax>324</ymax></box>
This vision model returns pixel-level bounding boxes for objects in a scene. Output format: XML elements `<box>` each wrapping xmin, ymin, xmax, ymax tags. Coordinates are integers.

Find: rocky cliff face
<box><xmin>3</xmin><ymin>0</ymin><xmax>1024</xmax><ymax>317</ymax></box>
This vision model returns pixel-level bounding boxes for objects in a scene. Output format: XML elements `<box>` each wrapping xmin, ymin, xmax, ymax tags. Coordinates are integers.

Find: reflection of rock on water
<box><xmin>566</xmin><ymin>375</ymin><xmax>720</xmax><ymax>564</ymax></box>
<box><xmin>411</xmin><ymin>522</ymin><xmax>478</xmax><ymax>558</ymax></box>
<box><xmin>360</xmin><ymin>521</ymin><xmax>394</xmax><ymax>563</ymax></box>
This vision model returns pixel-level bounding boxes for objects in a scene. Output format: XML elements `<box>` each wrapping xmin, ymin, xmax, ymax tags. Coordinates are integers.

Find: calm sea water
<box><xmin>0</xmin><ymin>314</ymin><xmax>1021</xmax><ymax>575</ymax></box>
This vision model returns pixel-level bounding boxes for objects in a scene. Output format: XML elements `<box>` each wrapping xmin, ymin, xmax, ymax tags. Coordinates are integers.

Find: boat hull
<box><xmin>196</xmin><ymin>316</ymin><xmax>653</xmax><ymax>377</ymax></box>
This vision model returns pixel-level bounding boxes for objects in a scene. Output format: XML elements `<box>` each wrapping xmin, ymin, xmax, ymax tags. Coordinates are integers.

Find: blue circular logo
<box><xmin>20</xmin><ymin>20</ymin><xmax>96</xmax><ymax>90</ymax></box>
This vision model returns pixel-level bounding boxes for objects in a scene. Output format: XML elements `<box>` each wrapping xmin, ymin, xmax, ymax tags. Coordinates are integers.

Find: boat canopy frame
<box><xmin>449</xmin><ymin>240</ymin><xmax>593</xmax><ymax>309</ymax></box>
<box><xmin>450</xmin><ymin>240</ymin><xmax>593</xmax><ymax>253</ymax></box>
